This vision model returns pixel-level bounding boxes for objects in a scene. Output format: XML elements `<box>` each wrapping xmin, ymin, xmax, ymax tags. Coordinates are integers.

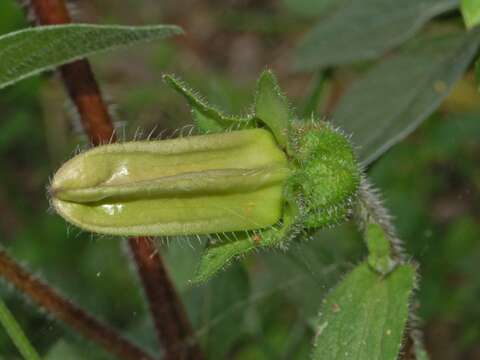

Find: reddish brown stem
<box><xmin>59</xmin><ymin>60</ymin><xmax>117</xmax><ymax>145</ymax></box>
<box><xmin>28</xmin><ymin>0</ymin><xmax>204</xmax><ymax>359</ymax></box>
<box><xmin>129</xmin><ymin>238</ymin><xmax>203</xmax><ymax>360</ymax></box>
<box><xmin>30</xmin><ymin>0</ymin><xmax>116</xmax><ymax>146</ymax></box>
<box><xmin>0</xmin><ymin>249</ymin><xmax>154</xmax><ymax>360</ymax></box>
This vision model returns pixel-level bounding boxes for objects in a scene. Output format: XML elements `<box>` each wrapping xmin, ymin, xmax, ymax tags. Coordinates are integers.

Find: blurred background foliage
<box><xmin>0</xmin><ymin>0</ymin><xmax>479</xmax><ymax>359</ymax></box>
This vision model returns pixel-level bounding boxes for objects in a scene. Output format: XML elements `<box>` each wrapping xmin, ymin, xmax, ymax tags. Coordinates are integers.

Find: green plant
<box><xmin>1</xmin><ymin>0</ymin><xmax>480</xmax><ymax>359</ymax></box>
<box><xmin>0</xmin><ymin>297</ymin><xmax>41</xmax><ymax>360</ymax></box>
<box><xmin>48</xmin><ymin>68</ymin><xmax>419</xmax><ymax>359</ymax></box>
<box><xmin>50</xmin><ymin>71</ymin><xmax>362</xmax><ymax>282</ymax></box>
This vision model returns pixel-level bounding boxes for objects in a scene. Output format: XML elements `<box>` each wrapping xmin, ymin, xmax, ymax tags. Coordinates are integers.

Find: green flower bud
<box><xmin>51</xmin><ymin>129</ymin><xmax>290</xmax><ymax>236</ymax></box>
<box><xmin>50</xmin><ymin>70</ymin><xmax>361</xmax><ymax>281</ymax></box>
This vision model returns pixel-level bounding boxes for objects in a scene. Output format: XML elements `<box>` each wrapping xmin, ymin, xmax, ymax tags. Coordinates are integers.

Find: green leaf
<box><xmin>163</xmin><ymin>74</ymin><xmax>254</xmax><ymax>133</ymax></box>
<box><xmin>312</xmin><ymin>263</ymin><xmax>415</xmax><ymax>360</ymax></box>
<box><xmin>295</xmin><ymin>0</ymin><xmax>458</xmax><ymax>70</ymax></box>
<box><xmin>254</xmin><ymin>70</ymin><xmax>291</xmax><ymax>147</ymax></box>
<box><xmin>194</xmin><ymin>235</ymin><xmax>254</xmax><ymax>283</ymax></box>
<box><xmin>461</xmin><ymin>0</ymin><xmax>480</xmax><ymax>28</ymax></box>
<box><xmin>0</xmin><ymin>297</ymin><xmax>41</xmax><ymax>360</ymax></box>
<box><xmin>194</xmin><ymin>207</ymin><xmax>297</xmax><ymax>283</ymax></box>
<box><xmin>0</xmin><ymin>24</ymin><xmax>182</xmax><ymax>90</ymax></box>
<box><xmin>334</xmin><ymin>30</ymin><xmax>480</xmax><ymax>165</ymax></box>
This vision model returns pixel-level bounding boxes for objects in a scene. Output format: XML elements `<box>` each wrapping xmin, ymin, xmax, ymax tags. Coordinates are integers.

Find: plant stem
<box><xmin>356</xmin><ymin>176</ymin><xmax>406</xmax><ymax>263</ymax></box>
<box><xmin>129</xmin><ymin>238</ymin><xmax>203</xmax><ymax>359</ymax></box>
<box><xmin>0</xmin><ymin>249</ymin><xmax>154</xmax><ymax>360</ymax></box>
<box><xmin>27</xmin><ymin>1</ymin><xmax>204</xmax><ymax>358</ymax></box>
<box><xmin>355</xmin><ymin>177</ymin><xmax>427</xmax><ymax>360</ymax></box>
<box><xmin>0</xmin><ymin>296</ymin><xmax>41</xmax><ymax>360</ymax></box>
<box><xmin>29</xmin><ymin>0</ymin><xmax>116</xmax><ymax>146</ymax></box>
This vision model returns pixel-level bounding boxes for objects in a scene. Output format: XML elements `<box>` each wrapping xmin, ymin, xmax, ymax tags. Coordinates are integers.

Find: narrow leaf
<box><xmin>163</xmin><ymin>74</ymin><xmax>254</xmax><ymax>133</ymax></box>
<box><xmin>312</xmin><ymin>263</ymin><xmax>415</xmax><ymax>360</ymax></box>
<box><xmin>194</xmin><ymin>235</ymin><xmax>254</xmax><ymax>283</ymax></box>
<box><xmin>461</xmin><ymin>0</ymin><xmax>480</xmax><ymax>28</ymax></box>
<box><xmin>194</xmin><ymin>207</ymin><xmax>298</xmax><ymax>282</ymax></box>
<box><xmin>295</xmin><ymin>0</ymin><xmax>458</xmax><ymax>70</ymax></box>
<box><xmin>254</xmin><ymin>70</ymin><xmax>291</xmax><ymax>147</ymax></box>
<box><xmin>0</xmin><ymin>24</ymin><xmax>182</xmax><ymax>89</ymax></box>
<box><xmin>0</xmin><ymin>297</ymin><xmax>41</xmax><ymax>360</ymax></box>
<box><xmin>333</xmin><ymin>30</ymin><xmax>480</xmax><ymax>165</ymax></box>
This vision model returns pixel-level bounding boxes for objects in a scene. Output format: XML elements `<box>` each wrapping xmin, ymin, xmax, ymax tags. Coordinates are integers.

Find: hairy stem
<box><xmin>356</xmin><ymin>176</ymin><xmax>406</xmax><ymax>263</ymax></box>
<box><xmin>128</xmin><ymin>238</ymin><xmax>203</xmax><ymax>359</ymax></box>
<box><xmin>355</xmin><ymin>177</ymin><xmax>427</xmax><ymax>360</ymax></box>
<box><xmin>29</xmin><ymin>0</ymin><xmax>114</xmax><ymax>145</ymax></box>
<box><xmin>22</xmin><ymin>0</ymin><xmax>204</xmax><ymax>358</ymax></box>
<box><xmin>0</xmin><ymin>250</ymin><xmax>153</xmax><ymax>360</ymax></box>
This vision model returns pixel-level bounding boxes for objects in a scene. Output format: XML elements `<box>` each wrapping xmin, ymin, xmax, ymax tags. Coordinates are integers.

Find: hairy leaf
<box><xmin>334</xmin><ymin>30</ymin><xmax>480</xmax><ymax>165</ymax></box>
<box><xmin>255</xmin><ymin>70</ymin><xmax>291</xmax><ymax>147</ymax></box>
<box><xmin>0</xmin><ymin>24</ymin><xmax>182</xmax><ymax>89</ymax></box>
<box><xmin>295</xmin><ymin>0</ymin><xmax>458</xmax><ymax>70</ymax></box>
<box><xmin>312</xmin><ymin>263</ymin><xmax>415</xmax><ymax>360</ymax></box>
<box><xmin>195</xmin><ymin>236</ymin><xmax>253</xmax><ymax>283</ymax></box>
<box><xmin>194</xmin><ymin>207</ymin><xmax>297</xmax><ymax>283</ymax></box>
<box><xmin>164</xmin><ymin>74</ymin><xmax>255</xmax><ymax>133</ymax></box>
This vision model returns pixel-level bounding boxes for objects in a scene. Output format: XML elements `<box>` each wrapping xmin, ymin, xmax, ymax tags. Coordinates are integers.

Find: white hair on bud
<box><xmin>146</xmin><ymin>125</ymin><xmax>159</xmax><ymax>141</ymax></box>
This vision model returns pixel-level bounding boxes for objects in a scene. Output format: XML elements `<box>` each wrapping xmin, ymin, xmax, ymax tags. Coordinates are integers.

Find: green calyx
<box><xmin>50</xmin><ymin>70</ymin><xmax>361</xmax><ymax>281</ymax></box>
<box><xmin>287</xmin><ymin>122</ymin><xmax>360</xmax><ymax>229</ymax></box>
